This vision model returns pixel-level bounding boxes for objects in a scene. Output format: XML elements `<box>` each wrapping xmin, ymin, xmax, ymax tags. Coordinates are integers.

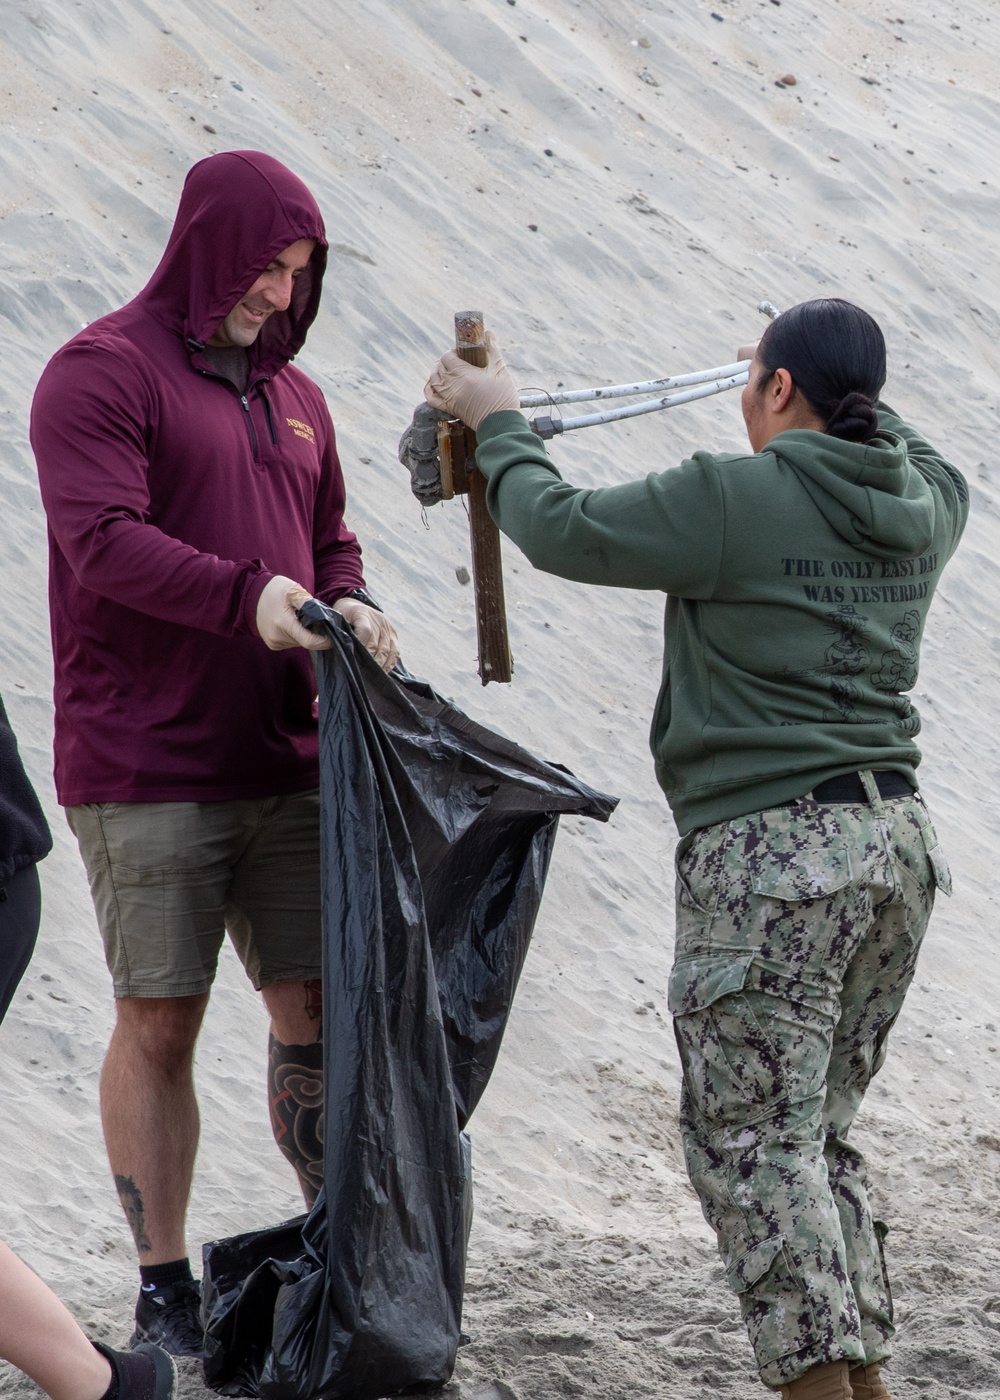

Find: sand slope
<box><xmin>2</xmin><ymin>1</ymin><xmax>1000</xmax><ymax>1396</ymax></box>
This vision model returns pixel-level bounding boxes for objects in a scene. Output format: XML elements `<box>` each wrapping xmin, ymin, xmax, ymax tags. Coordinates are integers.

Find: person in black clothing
<box><xmin>0</xmin><ymin>691</ymin><xmax>175</xmax><ymax>1399</ymax></box>
<box><xmin>0</xmin><ymin>691</ymin><xmax>51</xmax><ymax>1014</ymax></box>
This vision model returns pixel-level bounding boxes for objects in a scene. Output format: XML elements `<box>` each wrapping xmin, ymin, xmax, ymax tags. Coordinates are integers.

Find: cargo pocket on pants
<box><xmin>922</xmin><ymin>835</ymin><xmax>952</xmax><ymax>898</ymax></box>
<box><xmin>726</xmin><ymin>1233</ymin><xmax>785</xmax><ymax>1294</ymax></box>
<box><xmin>668</xmin><ymin>952</ymin><xmax>782</xmax><ymax>1127</ymax></box>
<box><xmin>725</xmin><ymin>1233</ymin><xmax>822</xmax><ymax>1369</ymax></box>
<box><xmin>722</xmin><ymin>1237</ymin><xmax>784</xmax><ymax>1288</ymax></box>
<box><xmin>909</xmin><ymin>798</ymin><xmax>952</xmax><ymax>899</ymax></box>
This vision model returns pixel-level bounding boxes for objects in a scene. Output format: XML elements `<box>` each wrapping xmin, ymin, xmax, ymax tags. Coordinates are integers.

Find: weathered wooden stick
<box><xmin>439</xmin><ymin>311</ymin><xmax>513</xmax><ymax>685</ymax></box>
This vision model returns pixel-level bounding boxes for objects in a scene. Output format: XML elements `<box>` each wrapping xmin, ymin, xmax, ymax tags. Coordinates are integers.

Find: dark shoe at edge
<box><xmin>129</xmin><ymin>1277</ymin><xmax>206</xmax><ymax>1359</ymax></box>
<box><xmin>93</xmin><ymin>1338</ymin><xmax>178</xmax><ymax>1399</ymax></box>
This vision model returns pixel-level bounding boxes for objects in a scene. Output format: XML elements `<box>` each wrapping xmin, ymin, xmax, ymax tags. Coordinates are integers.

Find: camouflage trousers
<box><xmin>668</xmin><ymin>773</ymin><xmax>950</xmax><ymax>1388</ymax></box>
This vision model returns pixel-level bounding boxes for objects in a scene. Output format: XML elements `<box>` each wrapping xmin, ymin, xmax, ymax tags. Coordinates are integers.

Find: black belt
<box><xmin>806</xmin><ymin>770</ymin><xmax>915</xmax><ymax>804</ymax></box>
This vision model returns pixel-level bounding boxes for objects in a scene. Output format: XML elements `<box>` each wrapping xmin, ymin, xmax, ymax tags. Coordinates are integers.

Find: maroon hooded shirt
<box><xmin>31</xmin><ymin>150</ymin><xmax>365</xmax><ymax>805</ymax></box>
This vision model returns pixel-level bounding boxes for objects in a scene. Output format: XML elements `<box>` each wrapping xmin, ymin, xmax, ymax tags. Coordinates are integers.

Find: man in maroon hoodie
<box><xmin>31</xmin><ymin>150</ymin><xmax>398</xmax><ymax>1356</ymax></box>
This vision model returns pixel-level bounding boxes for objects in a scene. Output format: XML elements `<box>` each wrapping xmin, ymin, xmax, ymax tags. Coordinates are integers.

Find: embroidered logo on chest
<box><xmin>286</xmin><ymin>417</ymin><xmax>316</xmax><ymax>445</ymax></box>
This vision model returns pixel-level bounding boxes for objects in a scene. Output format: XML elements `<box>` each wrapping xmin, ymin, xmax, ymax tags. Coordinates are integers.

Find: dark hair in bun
<box><xmin>756</xmin><ymin>298</ymin><xmax>886</xmax><ymax>444</ymax></box>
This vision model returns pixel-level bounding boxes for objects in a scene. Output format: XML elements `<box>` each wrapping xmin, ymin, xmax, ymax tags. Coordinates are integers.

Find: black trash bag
<box><xmin>202</xmin><ymin>602</ymin><xmax>617</xmax><ymax>1399</ymax></box>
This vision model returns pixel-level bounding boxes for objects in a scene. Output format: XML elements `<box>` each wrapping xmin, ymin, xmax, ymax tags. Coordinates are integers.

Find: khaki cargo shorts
<box><xmin>66</xmin><ymin>790</ymin><xmax>322</xmax><ymax>998</ymax></box>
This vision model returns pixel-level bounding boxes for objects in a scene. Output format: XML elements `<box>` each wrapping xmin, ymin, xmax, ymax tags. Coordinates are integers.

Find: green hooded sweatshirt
<box><xmin>474</xmin><ymin>406</ymin><xmax>968</xmax><ymax>835</ymax></box>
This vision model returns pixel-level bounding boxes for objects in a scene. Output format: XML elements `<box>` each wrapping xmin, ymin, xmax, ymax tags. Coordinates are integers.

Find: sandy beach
<box><xmin>2</xmin><ymin>1</ymin><xmax>1000</xmax><ymax>1396</ymax></box>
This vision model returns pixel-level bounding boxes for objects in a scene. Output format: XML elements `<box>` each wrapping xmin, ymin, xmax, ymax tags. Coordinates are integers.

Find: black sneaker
<box><xmin>93</xmin><ymin>1339</ymin><xmax>177</xmax><ymax>1398</ymax></box>
<box><xmin>129</xmin><ymin>1277</ymin><xmax>206</xmax><ymax>1358</ymax></box>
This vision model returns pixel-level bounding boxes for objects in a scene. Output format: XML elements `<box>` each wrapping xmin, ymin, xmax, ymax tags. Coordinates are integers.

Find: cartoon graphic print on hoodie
<box><xmin>31</xmin><ymin>151</ymin><xmax>365</xmax><ymax>805</ymax></box>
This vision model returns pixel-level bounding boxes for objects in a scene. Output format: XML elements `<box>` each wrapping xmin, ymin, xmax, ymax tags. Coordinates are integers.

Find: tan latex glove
<box><xmin>737</xmin><ymin>341</ymin><xmax>759</xmax><ymax>362</ymax></box>
<box><xmin>256</xmin><ymin>575</ymin><xmax>332</xmax><ymax>651</ymax></box>
<box><xmin>333</xmin><ymin>598</ymin><xmax>401</xmax><ymax>672</ymax></box>
<box><xmin>423</xmin><ymin>330</ymin><xmax>520</xmax><ymax>431</ymax></box>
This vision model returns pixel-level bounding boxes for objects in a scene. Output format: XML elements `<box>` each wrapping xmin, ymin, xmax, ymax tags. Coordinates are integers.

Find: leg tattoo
<box><xmin>268</xmin><ymin>1036</ymin><xmax>324</xmax><ymax>1207</ymax></box>
<box><xmin>114</xmin><ymin>1173</ymin><xmax>153</xmax><ymax>1253</ymax></box>
<box><xmin>303</xmin><ymin>978</ymin><xmax>322</xmax><ymax>1023</ymax></box>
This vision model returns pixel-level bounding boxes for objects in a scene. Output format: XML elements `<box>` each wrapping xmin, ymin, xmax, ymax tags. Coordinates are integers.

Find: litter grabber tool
<box><xmin>398</xmin><ymin>301</ymin><xmax>780</xmax><ymax>683</ymax></box>
<box><xmin>397</xmin><ymin>312</ymin><xmax>514</xmax><ymax>686</ymax></box>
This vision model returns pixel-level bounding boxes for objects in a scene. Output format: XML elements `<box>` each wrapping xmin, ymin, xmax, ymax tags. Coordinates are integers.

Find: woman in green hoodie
<box><xmin>425</xmin><ymin>299</ymin><xmax>968</xmax><ymax>1400</ymax></box>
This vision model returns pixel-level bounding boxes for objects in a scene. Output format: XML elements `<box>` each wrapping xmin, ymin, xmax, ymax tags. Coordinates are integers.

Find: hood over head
<box><xmin>138</xmin><ymin>150</ymin><xmax>328</xmax><ymax>377</ymax></box>
<box><xmin>768</xmin><ymin>427</ymin><xmax>938</xmax><ymax>560</ymax></box>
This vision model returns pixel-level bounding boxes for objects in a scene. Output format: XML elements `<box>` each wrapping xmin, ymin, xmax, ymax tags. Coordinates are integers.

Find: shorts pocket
<box><xmin>102</xmin><ymin>865</ymin><xmax>169</xmax><ymax>973</ymax></box>
<box><xmin>669</xmin><ymin>952</ymin><xmax>782</xmax><ymax>1126</ymax></box>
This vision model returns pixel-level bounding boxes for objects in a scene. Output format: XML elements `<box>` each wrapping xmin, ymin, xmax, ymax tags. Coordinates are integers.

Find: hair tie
<box><xmin>827</xmin><ymin>391</ymin><xmax>878</xmax><ymax>443</ymax></box>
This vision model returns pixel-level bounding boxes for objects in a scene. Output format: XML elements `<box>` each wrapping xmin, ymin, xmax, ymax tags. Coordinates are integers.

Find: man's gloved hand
<box><xmin>256</xmin><ymin>575</ymin><xmax>333</xmax><ymax>651</ymax></box>
<box><xmin>424</xmin><ymin>330</ymin><xmax>520</xmax><ymax>431</ymax></box>
<box><xmin>737</xmin><ymin>341</ymin><xmax>759</xmax><ymax>362</ymax></box>
<box><xmin>333</xmin><ymin>598</ymin><xmax>400</xmax><ymax>672</ymax></box>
